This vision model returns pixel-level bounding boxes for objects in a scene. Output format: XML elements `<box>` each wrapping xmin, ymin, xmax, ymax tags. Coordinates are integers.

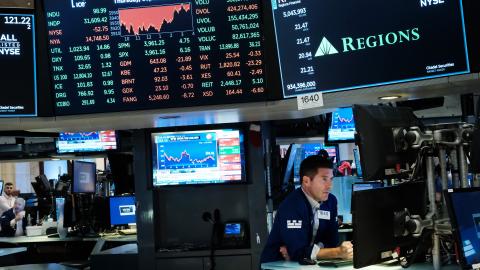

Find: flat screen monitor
<box><xmin>43</xmin><ymin>0</ymin><xmax>266</xmax><ymax>116</ymax></box>
<box><xmin>109</xmin><ymin>196</ymin><xmax>136</xmax><ymax>226</ymax></box>
<box><xmin>326</xmin><ymin>108</ymin><xmax>355</xmax><ymax>143</ymax></box>
<box><xmin>0</xmin><ymin>12</ymin><xmax>37</xmax><ymax>116</ymax></box>
<box><xmin>352</xmin><ymin>181</ymin><xmax>426</xmax><ymax>268</ymax></box>
<box><xmin>445</xmin><ymin>188</ymin><xmax>480</xmax><ymax>269</ymax></box>
<box><xmin>0</xmin><ymin>180</ymin><xmax>3</xmax><ymax>195</ymax></box>
<box><xmin>353</xmin><ymin>105</ymin><xmax>421</xmax><ymax>181</ymax></box>
<box><xmin>293</xmin><ymin>143</ymin><xmax>337</xmax><ymax>183</ymax></box>
<box><xmin>270</xmin><ymin>0</ymin><xmax>469</xmax><ymax>97</ymax></box>
<box><xmin>353</xmin><ymin>148</ymin><xmax>362</xmax><ymax>178</ymax></box>
<box><xmin>151</xmin><ymin>129</ymin><xmax>246</xmax><ymax>186</ymax></box>
<box><xmin>57</xmin><ymin>130</ymin><xmax>117</xmax><ymax>153</ymax></box>
<box><xmin>72</xmin><ymin>161</ymin><xmax>96</xmax><ymax>193</ymax></box>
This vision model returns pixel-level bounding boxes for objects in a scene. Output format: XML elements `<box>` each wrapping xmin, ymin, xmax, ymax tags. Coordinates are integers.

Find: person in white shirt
<box><xmin>0</xmin><ymin>197</ymin><xmax>26</xmax><ymax>237</ymax></box>
<box><xmin>0</xmin><ymin>182</ymin><xmax>19</xmax><ymax>217</ymax></box>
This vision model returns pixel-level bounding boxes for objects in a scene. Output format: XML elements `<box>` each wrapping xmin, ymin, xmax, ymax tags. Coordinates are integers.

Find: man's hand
<box><xmin>11</xmin><ymin>190</ymin><xmax>20</xmax><ymax>197</ymax></box>
<box><xmin>337</xmin><ymin>241</ymin><xmax>353</xmax><ymax>260</ymax></box>
<box><xmin>279</xmin><ymin>246</ymin><xmax>291</xmax><ymax>261</ymax></box>
<box><xmin>14</xmin><ymin>211</ymin><xmax>25</xmax><ymax>222</ymax></box>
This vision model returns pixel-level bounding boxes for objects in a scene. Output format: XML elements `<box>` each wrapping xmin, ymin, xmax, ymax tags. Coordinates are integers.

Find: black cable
<box><xmin>400</xmin><ymin>229</ymin><xmax>433</xmax><ymax>268</ymax></box>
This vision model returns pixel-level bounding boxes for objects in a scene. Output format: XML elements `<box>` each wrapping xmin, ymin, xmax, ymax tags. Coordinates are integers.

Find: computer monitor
<box><xmin>353</xmin><ymin>148</ymin><xmax>362</xmax><ymax>178</ymax></box>
<box><xmin>72</xmin><ymin>161</ymin><xmax>96</xmax><ymax>194</ymax></box>
<box><xmin>0</xmin><ymin>180</ymin><xmax>3</xmax><ymax>195</ymax></box>
<box><xmin>109</xmin><ymin>196</ymin><xmax>136</xmax><ymax>226</ymax></box>
<box><xmin>56</xmin><ymin>130</ymin><xmax>117</xmax><ymax>153</ymax></box>
<box><xmin>444</xmin><ymin>188</ymin><xmax>480</xmax><ymax>269</ymax></box>
<box><xmin>352</xmin><ymin>182</ymin><xmax>383</xmax><ymax>192</ymax></box>
<box><xmin>352</xmin><ymin>181</ymin><xmax>427</xmax><ymax>268</ymax></box>
<box><xmin>325</xmin><ymin>107</ymin><xmax>356</xmax><ymax>143</ymax></box>
<box><xmin>353</xmin><ymin>104</ymin><xmax>421</xmax><ymax>181</ymax></box>
<box><xmin>151</xmin><ymin>129</ymin><xmax>246</xmax><ymax>186</ymax></box>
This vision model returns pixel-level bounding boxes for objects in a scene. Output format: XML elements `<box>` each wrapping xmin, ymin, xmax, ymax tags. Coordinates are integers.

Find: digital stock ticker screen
<box><xmin>0</xmin><ymin>13</ymin><xmax>37</xmax><ymax>116</ymax></box>
<box><xmin>44</xmin><ymin>0</ymin><xmax>266</xmax><ymax>115</ymax></box>
<box><xmin>271</xmin><ymin>0</ymin><xmax>470</xmax><ymax>97</ymax></box>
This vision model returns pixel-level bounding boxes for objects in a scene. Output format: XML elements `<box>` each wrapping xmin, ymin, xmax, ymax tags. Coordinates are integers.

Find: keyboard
<box><xmin>118</xmin><ymin>228</ymin><xmax>137</xmax><ymax>235</ymax></box>
<box><xmin>317</xmin><ymin>259</ymin><xmax>353</xmax><ymax>267</ymax></box>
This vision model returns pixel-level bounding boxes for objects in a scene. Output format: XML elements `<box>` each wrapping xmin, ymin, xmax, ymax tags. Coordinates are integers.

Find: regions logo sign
<box><xmin>315</xmin><ymin>28</ymin><xmax>421</xmax><ymax>58</ymax></box>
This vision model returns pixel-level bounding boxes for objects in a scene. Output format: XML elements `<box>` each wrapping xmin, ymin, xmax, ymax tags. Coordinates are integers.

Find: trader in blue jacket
<box><xmin>261</xmin><ymin>153</ymin><xmax>353</xmax><ymax>263</ymax></box>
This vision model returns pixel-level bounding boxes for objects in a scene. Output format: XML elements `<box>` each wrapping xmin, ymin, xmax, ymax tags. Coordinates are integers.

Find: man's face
<box><xmin>302</xmin><ymin>168</ymin><xmax>334</xmax><ymax>202</ymax></box>
<box><xmin>14</xmin><ymin>200</ymin><xmax>25</xmax><ymax>213</ymax></box>
<box><xmin>4</xmin><ymin>185</ymin><xmax>14</xmax><ymax>196</ymax></box>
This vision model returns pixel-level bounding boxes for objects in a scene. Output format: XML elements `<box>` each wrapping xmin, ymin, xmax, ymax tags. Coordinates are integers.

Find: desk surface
<box><xmin>0</xmin><ymin>247</ymin><xmax>27</xmax><ymax>257</ymax></box>
<box><xmin>0</xmin><ymin>263</ymin><xmax>77</xmax><ymax>270</ymax></box>
<box><xmin>261</xmin><ymin>261</ymin><xmax>461</xmax><ymax>270</ymax></box>
<box><xmin>0</xmin><ymin>234</ymin><xmax>136</xmax><ymax>244</ymax></box>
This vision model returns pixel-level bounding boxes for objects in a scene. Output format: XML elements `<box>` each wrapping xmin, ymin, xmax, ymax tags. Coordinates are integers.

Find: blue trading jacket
<box><xmin>261</xmin><ymin>188</ymin><xmax>339</xmax><ymax>263</ymax></box>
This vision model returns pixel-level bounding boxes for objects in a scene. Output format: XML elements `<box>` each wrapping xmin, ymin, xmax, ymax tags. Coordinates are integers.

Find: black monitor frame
<box><xmin>352</xmin><ymin>181</ymin><xmax>427</xmax><ymax>268</ymax></box>
<box><xmin>444</xmin><ymin>188</ymin><xmax>480</xmax><ymax>270</ymax></box>
<box><xmin>353</xmin><ymin>104</ymin><xmax>421</xmax><ymax>181</ymax></box>
<box><xmin>148</xmin><ymin>124</ymin><xmax>250</xmax><ymax>189</ymax></box>
<box><xmin>72</xmin><ymin>160</ymin><xmax>97</xmax><ymax>194</ymax></box>
<box><xmin>0</xmin><ymin>180</ymin><xmax>3</xmax><ymax>195</ymax></box>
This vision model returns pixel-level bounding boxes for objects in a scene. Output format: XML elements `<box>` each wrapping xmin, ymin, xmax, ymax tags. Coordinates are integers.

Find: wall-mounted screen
<box><xmin>0</xmin><ymin>13</ymin><xmax>36</xmax><ymax>116</ymax></box>
<box><xmin>326</xmin><ymin>107</ymin><xmax>355</xmax><ymax>143</ymax></box>
<box><xmin>57</xmin><ymin>130</ymin><xmax>117</xmax><ymax>153</ymax></box>
<box><xmin>151</xmin><ymin>129</ymin><xmax>246</xmax><ymax>186</ymax></box>
<box><xmin>43</xmin><ymin>0</ymin><xmax>266</xmax><ymax>115</ymax></box>
<box><xmin>270</xmin><ymin>0</ymin><xmax>470</xmax><ymax>97</ymax></box>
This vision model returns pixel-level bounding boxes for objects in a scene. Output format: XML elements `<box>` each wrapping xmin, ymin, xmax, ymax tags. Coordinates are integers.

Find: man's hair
<box><xmin>15</xmin><ymin>197</ymin><xmax>25</xmax><ymax>206</ymax></box>
<box><xmin>299</xmin><ymin>154</ymin><xmax>334</xmax><ymax>184</ymax></box>
<box><xmin>5</xmin><ymin>182</ymin><xmax>13</xmax><ymax>187</ymax></box>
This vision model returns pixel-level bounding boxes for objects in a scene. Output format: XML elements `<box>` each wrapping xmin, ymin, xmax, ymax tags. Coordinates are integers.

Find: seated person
<box><xmin>0</xmin><ymin>182</ymin><xmax>20</xmax><ymax>217</ymax></box>
<box><xmin>261</xmin><ymin>153</ymin><xmax>353</xmax><ymax>263</ymax></box>
<box><xmin>0</xmin><ymin>197</ymin><xmax>27</xmax><ymax>237</ymax></box>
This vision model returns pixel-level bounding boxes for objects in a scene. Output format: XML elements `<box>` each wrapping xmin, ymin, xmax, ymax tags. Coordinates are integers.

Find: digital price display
<box><xmin>0</xmin><ymin>13</ymin><xmax>36</xmax><ymax>116</ymax></box>
<box><xmin>44</xmin><ymin>0</ymin><xmax>266</xmax><ymax>115</ymax></box>
<box><xmin>271</xmin><ymin>0</ymin><xmax>470</xmax><ymax>97</ymax></box>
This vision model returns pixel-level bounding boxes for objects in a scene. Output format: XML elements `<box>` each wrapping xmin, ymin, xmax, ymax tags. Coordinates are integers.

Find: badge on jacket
<box><xmin>318</xmin><ymin>210</ymin><xmax>330</xmax><ymax>220</ymax></box>
<box><xmin>287</xmin><ymin>220</ymin><xmax>302</xmax><ymax>229</ymax></box>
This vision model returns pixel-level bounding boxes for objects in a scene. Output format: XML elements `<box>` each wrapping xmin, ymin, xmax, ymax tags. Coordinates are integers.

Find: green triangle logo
<box><xmin>315</xmin><ymin>37</ymin><xmax>339</xmax><ymax>57</ymax></box>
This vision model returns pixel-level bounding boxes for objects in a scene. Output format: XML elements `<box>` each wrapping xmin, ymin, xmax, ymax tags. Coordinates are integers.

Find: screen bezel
<box><xmin>56</xmin><ymin>130</ymin><xmax>119</xmax><ymax>154</ymax></box>
<box><xmin>324</xmin><ymin>108</ymin><xmax>356</xmax><ymax>144</ymax></box>
<box><xmin>0</xmin><ymin>9</ymin><xmax>38</xmax><ymax>117</ymax></box>
<box><xmin>0</xmin><ymin>180</ymin><xmax>3</xmax><ymax>195</ymax></box>
<box><xmin>444</xmin><ymin>187</ymin><xmax>480</xmax><ymax>270</ymax></box>
<box><xmin>72</xmin><ymin>160</ymin><xmax>96</xmax><ymax>194</ymax></box>
<box><xmin>149</xmin><ymin>125</ymin><xmax>249</xmax><ymax>189</ymax></box>
<box><xmin>108</xmin><ymin>195</ymin><xmax>136</xmax><ymax>227</ymax></box>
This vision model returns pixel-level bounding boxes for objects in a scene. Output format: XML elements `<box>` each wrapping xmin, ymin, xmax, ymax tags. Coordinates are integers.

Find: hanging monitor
<box><xmin>326</xmin><ymin>107</ymin><xmax>355</xmax><ymax>143</ymax></box>
<box><xmin>151</xmin><ymin>129</ymin><xmax>246</xmax><ymax>186</ymax></box>
<box><xmin>270</xmin><ymin>0</ymin><xmax>470</xmax><ymax>97</ymax></box>
<box><xmin>57</xmin><ymin>130</ymin><xmax>117</xmax><ymax>153</ymax></box>
<box><xmin>43</xmin><ymin>0</ymin><xmax>266</xmax><ymax>115</ymax></box>
<box><xmin>0</xmin><ymin>12</ymin><xmax>37</xmax><ymax>116</ymax></box>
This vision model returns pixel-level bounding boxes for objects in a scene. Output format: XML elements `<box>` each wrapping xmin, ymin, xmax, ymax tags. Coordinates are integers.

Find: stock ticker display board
<box><xmin>271</xmin><ymin>0</ymin><xmax>470</xmax><ymax>97</ymax></box>
<box><xmin>44</xmin><ymin>0</ymin><xmax>266</xmax><ymax>115</ymax></box>
<box><xmin>0</xmin><ymin>13</ymin><xmax>36</xmax><ymax>116</ymax></box>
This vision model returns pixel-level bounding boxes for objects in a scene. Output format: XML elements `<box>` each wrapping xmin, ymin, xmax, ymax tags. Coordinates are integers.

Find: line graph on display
<box><xmin>159</xmin><ymin>140</ymin><xmax>218</xmax><ymax>169</ymax></box>
<box><xmin>119</xmin><ymin>3</ymin><xmax>193</xmax><ymax>36</ymax></box>
<box><xmin>335</xmin><ymin>113</ymin><xmax>354</xmax><ymax>123</ymax></box>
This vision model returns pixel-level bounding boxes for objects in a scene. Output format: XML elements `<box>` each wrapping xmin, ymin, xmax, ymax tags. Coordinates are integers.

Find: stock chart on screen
<box><xmin>44</xmin><ymin>0</ymin><xmax>266</xmax><ymax>115</ymax></box>
<box><xmin>151</xmin><ymin>129</ymin><xmax>245</xmax><ymax>186</ymax></box>
<box><xmin>327</xmin><ymin>107</ymin><xmax>355</xmax><ymax>142</ymax></box>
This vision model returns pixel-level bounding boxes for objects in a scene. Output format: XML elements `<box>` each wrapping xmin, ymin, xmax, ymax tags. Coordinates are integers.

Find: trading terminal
<box><xmin>0</xmin><ymin>0</ymin><xmax>479</xmax><ymax>269</ymax></box>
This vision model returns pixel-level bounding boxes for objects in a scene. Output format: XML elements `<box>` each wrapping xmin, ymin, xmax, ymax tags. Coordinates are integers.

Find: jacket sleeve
<box><xmin>0</xmin><ymin>210</ymin><xmax>14</xmax><ymax>233</ymax></box>
<box><xmin>277</xmin><ymin>205</ymin><xmax>314</xmax><ymax>262</ymax></box>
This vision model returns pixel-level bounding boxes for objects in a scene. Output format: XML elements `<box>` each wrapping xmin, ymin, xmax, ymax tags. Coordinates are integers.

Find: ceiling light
<box><xmin>379</xmin><ymin>95</ymin><xmax>401</xmax><ymax>100</ymax></box>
